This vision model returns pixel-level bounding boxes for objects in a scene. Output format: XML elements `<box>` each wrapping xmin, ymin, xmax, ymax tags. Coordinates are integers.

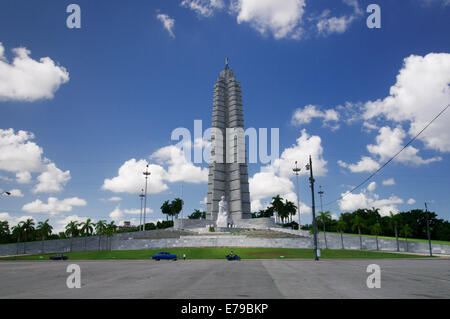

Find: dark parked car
<box><xmin>49</xmin><ymin>254</ymin><xmax>68</xmax><ymax>260</ymax></box>
<box><xmin>152</xmin><ymin>252</ymin><xmax>178</xmax><ymax>261</ymax></box>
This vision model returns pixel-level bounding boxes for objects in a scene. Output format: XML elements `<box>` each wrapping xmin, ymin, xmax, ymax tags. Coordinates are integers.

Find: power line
<box><xmin>325</xmin><ymin>102</ymin><xmax>450</xmax><ymax>207</ymax></box>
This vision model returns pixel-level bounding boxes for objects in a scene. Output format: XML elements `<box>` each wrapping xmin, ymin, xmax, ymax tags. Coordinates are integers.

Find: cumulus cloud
<box><xmin>363</xmin><ymin>53</ymin><xmax>450</xmax><ymax>153</ymax></box>
<box><xmin>407</xmin><ymin>198</ymin><xmax>416</xmax><ymax>205</ymax></box>
<box><xmin>102</xmin><ymin>159</ymin><xmax>168</xmax><ymax>195</ymax></box>
<box><xmin>107</xmin><ymin>197</ymin><xmax>122</xmax><ymax>202</ymax></box>
<box><xmin>22</xmin><ymin>197</ymin><xmax>87</xmax><ymax>216</ymax></box>
<box><xmin>382</xmin><ymin>178</ymin><xmax>395</xmax><ymax>186</ymax></box>
<box><xmin>109</xmin><ymin>206</ymin><xmax>152</xmax><ymax>223</ymax></box>
<box><xmin>0</xmin><ymin>128</ymin><xmax>71</xmax><ymax>193</ymax></box>
<box><xmin>338</xmin><ymin>156</ymin><xmax>380</xmax><ymax>173</ymax></box>
<box><xmin>181</xmin><ymin>0</ymin><xmax>225</xmax><ymax>17</ymax></box>
<box><xmin>249</xmin><ymin>129</ymin><xmax>324</xmax><ymax>215</ymax></box>
<box><xmin>367</xmin><ymin>181</ymin><xmax>376</xmax><ymax>192</ymax></box>
<box><xmin>157</xmin><ymin>13</ymin><xmax>176</xmax><ymax>37</ymax></box>
<box><xmin>316</xmin><ymin>0</ymin><xmax>363</xmax><ymax>35</ymax></box>
<box><xmin>53</xmin><ymin>214</ymin><xmax>89</xmax><ymax>233</ymax></box>
<box><xmin>338</xmin><ymin>191</ymin><xmax>403</xmax><ymax>216</ymax></box>
<box><xmin>103</xmin><ymin>143</ymin><xmax>208</xmax><ymax>195</ymax></box>
<box><xmin>231</xmin><ymin>0</ymin><xmax>306</xmax><ymax>39</ymax></box>
<box><xmin>291</xmin><ymin>105</ymin><xmax>339</xmax><ymax>128</ymax></box>
<box><xmin>367</xmin><ymin>126</ymin><xmax>442</xmax><ymax>165</ymax></box>
<box><xmin>33</xmin><ymin>163</ymin><xmax>71</xmax><ymax>193</ymax></box>
<box><xmin>0</xmin><ymin>212</ymin><xmax>33</xmax><ymax>226</ymax></box>
<box><xmin>8</xmin><ymin>189</ymin><xmax>23</xmax><ymax>197</ymax></box>
<box><xmin>0</xmin><ymin>42</ymin><xmax>69</xmax><ymax>102</ymax></box>
<box><xmin>151</xmin><ymin>145</ymin><xmax>208</xmax><ymax>184</ymax></box>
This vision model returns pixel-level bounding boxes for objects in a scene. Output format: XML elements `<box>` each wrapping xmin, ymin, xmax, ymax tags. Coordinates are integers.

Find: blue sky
<box><xmin>0</xmin><ymin>0</ymin><xmax>449</xmax><ymax>232</ymax></box>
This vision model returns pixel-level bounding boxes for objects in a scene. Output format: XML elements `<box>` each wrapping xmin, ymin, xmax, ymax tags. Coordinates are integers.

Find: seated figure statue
<box><xmin>216</xmin><ymin>196</ymin><xmax>229</xmax><ymax>228</ymax></box>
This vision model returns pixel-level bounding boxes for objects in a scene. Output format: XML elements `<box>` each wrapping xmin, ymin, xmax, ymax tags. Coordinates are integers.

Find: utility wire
<box><xmin>324</xmin><ymin>103</ymin><xmax>450</xmax><ymax>207</ymax></box>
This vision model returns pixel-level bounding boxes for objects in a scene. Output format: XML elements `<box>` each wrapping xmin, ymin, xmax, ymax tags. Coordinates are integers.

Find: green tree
<box><xmin>170</xmin><ymin>198</ymin><xmax>183</xmax><ymax>220</ymax></box>
<box><xmin>95</xmin><ymin>220</ymin><xmax>107</xmax><ymax>251</ymax></box>
<box><xmin>371</xmin><ymin>222</ymin><xmax>382</xmax><ymax>251</ymax></box>
<box><xmin>284</xmin><ymin>200</ymin><xmax>297</xmax><ymax>224</ymax></box>
<box><xmin>20</xmin><ymin>218</ymin><xmax>35</xmax><ymax>242</ymax></box>
<box><xmin>389</xmin><ymin>212</ymin><xmax>401</xmax><ymax>252</ymax></box>
<box><xmin>336</xmin><ymin>219</ymin><xmax>346</xmax><ymax>249</ymax></box>
<box><xmin>352</xmin><ymin>215</ymin><xmax>365</xmax><ymax>250</ymax></box>
<box><xmin>189</xmin><ymin>209</ymin><xmax>206</xmax><ymax>219</ymax></box>
<box><xmin>0</xmin><ymin>221</ymin><xmax>10</xmax><ymax>243</ymax></box>
<box><xmin>318</xmin><ymin>211</ymin><xmax>331</xmax><ymax>249</ymax></box>
<box><xmin>271</xmin><ymin>195</ymin><xmax>285</xmax><ymax>223</ymax></box>
<box><xmin>80</xmin><ymin>218</ymin><xmax>95</xmax><ymax>251</ymax></box>
<box><xmin>161</xmin><ymin>200</ymin><xmax>171</xmax><ymax>221</ymax></box>
<box><xmin>401</xmin><ymin>224</ymin><xmax>413</xmax><ymax>252</ymax></box>
<box><xmin>37</xmin><ymin>219</ymin><xmax>53</xmax><ymax>241</ymax></box>
<box><xmin>105</xmin><ymin>221</ymin><xmax>117</xmax><ymax>251</ymax></box>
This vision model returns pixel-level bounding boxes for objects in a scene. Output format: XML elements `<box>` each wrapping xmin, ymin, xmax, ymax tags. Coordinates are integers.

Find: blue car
<box><xmin>152</xmin><ymin>252</ymin><xmax>178</xmax><ymax>261</ymax></box>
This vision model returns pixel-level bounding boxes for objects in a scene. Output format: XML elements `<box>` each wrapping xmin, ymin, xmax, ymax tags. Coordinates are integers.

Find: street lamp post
<box><xmin>139</xmin><ymin>189</ymin><xmax>145</xmax><ymax>232</ymax></box>
<box><xmin>318</xmin><ymin>186</ymin><xmax>324</xmax><ymax>214</ymax></box>
<box><xmin>143</xmin><ymin>165</ymin><xmax>151</xmax><ymax>232</ymax></box>
<box><xmin>306</xmin><ymin>155</ymin><xmax>319</xmax><ymax>261</ymax></box>
<box><xmin>292</xmin><ymin>161</ymin><xmax>301</xmax><ymax>227</ymax></box>
<box><xmin>425</xmin><ymin>202</ymin><xmax>433</xmax><ymax>257</ymax></box>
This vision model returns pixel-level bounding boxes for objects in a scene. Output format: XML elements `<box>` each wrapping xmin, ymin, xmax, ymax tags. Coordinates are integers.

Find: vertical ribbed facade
<box><xmin>206</xmin><ymin>64</ymin><xmax>251</xmax><ymax>221</ymax></box>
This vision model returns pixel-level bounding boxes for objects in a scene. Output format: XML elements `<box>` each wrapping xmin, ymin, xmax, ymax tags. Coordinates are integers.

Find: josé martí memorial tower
<box><xmin>206</xmin><ymin>59</ymin><xmax>252</xmax><ymax>222</ymax></box>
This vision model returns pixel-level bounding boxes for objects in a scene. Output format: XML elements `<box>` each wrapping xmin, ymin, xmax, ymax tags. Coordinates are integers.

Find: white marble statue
<box><xmin>217</xmin><ymin>196</ymin><xmax>231</xmax><ymax>228</ymax></box>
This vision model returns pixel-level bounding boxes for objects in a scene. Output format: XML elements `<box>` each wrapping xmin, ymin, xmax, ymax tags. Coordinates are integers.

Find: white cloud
<box><xmin>367</xmin><ymin>126</ymin><xmax>442</xmax><ymax>165</ymax></box>
<box><xmin>123</xmin><ymin>208</ymin><xmax>153</xmax><ymax>215</ymax></box>
<box><xmin>53</xmin><ymin>214</ymin><xmax>89</xmax><ymax>233</ymax></box>
<box><xmin>109</xmin><ymin>206</ymin><xmax>124</xmax><ymax>222</ymax></box>
<box><xmin>407</xmin><ymin>198</ymin><xmax>416</xmax><ymax>205</ymax></box>
<box><xmin>109</xmin><ymin>206</ymin><xmax>152</xmax><ymax>224</ymax></box>
<box><xmin>231</xmin><ymin>0</ymin><xmax>306</xmax><ymax>39</ymax></box>
<box><xmin>0</xmin><ymin>129</ymin><xmax>71</xmax><ymax>192</ymax></box>
<box><xmin>338</xmin><ymin>156</ymin><xmax>380</xmax><ymax>173</ymax></box>
<box><xmin>316</xmin><ymin>0</ymin><xmax>362</xmax><ymax>35</ymax></box>
<box><xmin>16</xmin><ymin>171</ymin><xmax>32</xmax><ymax>184</ymax></box>
<box><xmin>0</xmin><ymin>212</ymin><xmax>33</xmax><ymax>226</ymax></box>
<box><xmin>22</xmin><ymin>197</ymin><xmax>87</xmax><ymax>216</ymax></box>
<box><xmin>292</xmin><ymin>105</ymin><xmax>339</xmax><ymax>127</ymax></box>
<box><xmin>382</xmin><ymin>178</ymin><xmax>395</xmax><ymax>186</ymax></box>
<box><xmin>338</xmin><ymin>191</ymin><xmax>403</xmax><ymax>216</ymax></box>
<box><xmin>151</xmin><ymin>145</ymin><xmax>208</xmax><ymax>184</ymax></box>
<box><xmin>107</xmin><ymin>197</ymin><xmax>122</xmax><ymax>202</ymax></box>
<box><xmin>249</xmin><ymin>129</ymin><xmax>325</xmax><ymax>215</ymax></box>
<box><xmin>181</xmin><ymin>0</ymin><xmax>225</xmax><ymax>17</ymax></box>
<box><xmin>363</xmin><ymin>53</ymin><xmax>450</xmax><ymax>153</ymax></box>
<box><xmin>9</xmin><ymin>189</ymin><xmax>23</xmax><ymax>197</ymax></box>
<box><xmin>102</xmin><ymin>159</ymin><xmax>168</xmax><ymax>194</ymax></box>
<box><xmin>157</xmin><ymin>13</ymin><xmax>176</xmax><ymax>37</ymax></box>
<box><xmin>200</xmin><ymin>197</ymin><xmax>208</xmax><ymax>205</ymax></box>
<box><xmin>33</xmin><ymin>163</ymin><xmax>71</xmax><ymax>193</ymax></box>
<box><xmin>0</xmin><ymin>42</ymin><xmax>69</xmax><ymax>102</ymax></box>
<box><xmin>367</xmin><ymin>181</ymin><xmax>376</xmax><ymax>192</ymax></box>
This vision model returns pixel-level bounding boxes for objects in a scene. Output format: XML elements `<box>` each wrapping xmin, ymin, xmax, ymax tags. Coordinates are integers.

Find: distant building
<box><xmin>119</xmin><ymin>221</ymin><xmax>135</xmax><ymax>231</ymax></box>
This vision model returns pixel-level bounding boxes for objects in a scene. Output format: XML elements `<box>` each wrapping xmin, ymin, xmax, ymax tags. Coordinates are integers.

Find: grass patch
<box><xmin>0</xmin><ymin>247</ymin><xmax>431</xmax><ymax>261</ymax></box>
<box><xmin>323</xmin><ymin>232</ymin><xmax>450</xmax><ymax>245</ymax></box>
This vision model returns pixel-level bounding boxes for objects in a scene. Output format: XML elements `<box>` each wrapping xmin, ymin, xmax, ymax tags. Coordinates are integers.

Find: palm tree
<box><xmin>284</xmin><ymin>200</ymin><xmax>297</xmax><ymax>224</ymax></box>
<box><xmin>37</xmin><ymin>219</ymin><xmax>53</xmax><ymax>253</ymax></box>
<box><xmin>390</xmin><ymin>212</ymin><xmax>401</xmax><ymax>252</ymax></box>
<box><xmin>95</xmin><ymin>220</ymin><xmax>107</xmax><ymax>251</ymax></box>
<box><xmin>37</xmin><ymin>219</ymin><xmax>53</xmax><ymax>241</ymax></box>
<box><xmin>171</xmin><ymin>198</ymin><xmax>183</xmax><ymax>221</ymax></box>
<box><xmin>11</xmin><ymin>224</ymin><xmax>24</xmax><ymax>255</ymax></box>
<box><xmin>271</xmin><ymin>195</ymin><xmax>284</xmax><ymax>223</ymax></box>
<box><xmin>161</xmin><ymin>200</ymin><xmax>171</xmax><ymax>221</ymax></box>
<box><xmin>352</xmin><ymin>215</ymin><xmax>365</xmax><ymax>250</ymax></box>
<box><xmin>318</xmin><ymin>211</ymin><xmax>331</xmax><ymax>249</ymax></box>
<box><xmin>336</xmin><ymin>219</ymin><xmax>346</xmax><ymax>249</ymax></box>
<box><xmin>65</xmin><ymin>221</ymin><xmax>79</xmax><ymax>252</ymax></box>
<box><xmin>371</xmin><ymin>223</ymin><xmax>382</xmax><ymax>251</ymax></box>
<box><xmin>20</xmin><ymin>218</ymin><xmax>35</xmax><ymax>242</ymax></box>
<box><xmin>0</xmin><ymin>221</ymin><xmax>10</xmax><ymax>243</ymax></box>
<box><xmin>401</xmin><ymin>224</ymin><xmax>413</xmax><ymax>252</ymax></box>
<box><xmin>105</xmin><ymin>221</ymin><xmax>117</xmax><ymax>251</ymax></box>
<box><xmin>80</xmin><ymin>218</ymin><xmax>95</xmax><ymax>251</ymax></box>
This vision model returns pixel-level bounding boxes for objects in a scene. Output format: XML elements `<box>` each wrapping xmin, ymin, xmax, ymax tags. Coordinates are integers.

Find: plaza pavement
<box><xmin>0</xmin><ymin>259</ymin><xmax>449</xmax><ymax>299</ymax></box>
